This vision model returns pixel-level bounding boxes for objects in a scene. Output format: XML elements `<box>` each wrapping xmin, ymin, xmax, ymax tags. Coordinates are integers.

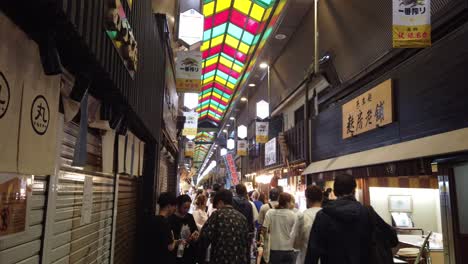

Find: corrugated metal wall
<box><xmin>48</xmin><ymin>122</ymin><xmax>114</xmax><ymax>264</ymax></box>
<box><xmin>59</xmin><ymin>0</ymin><xmax>166</xmax><ymax>142</ymax></box>
<box><xmin>0</xmin><ymin>176</ymin><xmax>48</xmax><ymax>264</ymax></box>
<box><xmin>114</xmin><ymin>175</ymin><xmax>137</xmax><ymax>264</ymax></box>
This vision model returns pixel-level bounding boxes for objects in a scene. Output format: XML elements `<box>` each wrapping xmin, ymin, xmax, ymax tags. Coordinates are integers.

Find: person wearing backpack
<box><xmin>304</xmin><ymin>174</ymin><xmax>398</xmax><ymax>264</ymax></box>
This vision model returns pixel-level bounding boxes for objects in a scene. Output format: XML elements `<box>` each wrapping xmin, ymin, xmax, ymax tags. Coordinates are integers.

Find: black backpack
<box><xmin>367</xmin><ymin>206</ymin><xmax>399</xmax><ymax>264</ymax></box>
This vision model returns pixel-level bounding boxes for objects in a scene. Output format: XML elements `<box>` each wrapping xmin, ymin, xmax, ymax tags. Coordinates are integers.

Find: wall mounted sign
<box><xmin>342</xmin><ymin>79</ymin><xmax>393</xmax><ymax>139</ymax></box>
<box><xmin>265</xmin><ymin>137</ymin><xmax>277</xmax><ymax>166</ymax></box>
<box><xmin>178</xmin><ymin>9</ymin><xmax>204</xmax><ymax>47</ymax></box>
<box><xmin>256</xmin><ymin>121</ymin><xmax>269</xmax><ymax>143</ymax></box>
<box><xmin>0</xmin><ymin>72</ymin><xmax>10</xmax><ymax>119</ymax></box>
<box><xmin>182</xmin><ymin>111</ymin><xmax>198</xmax><ymax>137</ymax></box>
<box><xmin>105</xmin><ymin>0</ymin><xmax>138</xmax><ymax>78</ymax></box>
<box><xmin>185</xmin><ymin>141</ymin><xmax>195</xmax><ymax>157</ymax></box>
<box><xmin>224</xmin><ymin>153</ymin><xmax>239</xmax><ymax>186</ymax></box>
<box><xmin>176</xmin><ymin>51</ymin><xmax>202</xmax><ymax>93</ymax></box>
<box><xmin>0</xmin><ymin>174</ymin><xmax>31</xmax><ymax>239</ymax></box>
<box><xmin>393</xmin><ymin>0</ymin><xmax>431</xmax><ymax>48</ymax></box>
<box><xmin>237</xmin><ymin>140</ymin><xmax>247</xmax><ymax>156</ymax></box>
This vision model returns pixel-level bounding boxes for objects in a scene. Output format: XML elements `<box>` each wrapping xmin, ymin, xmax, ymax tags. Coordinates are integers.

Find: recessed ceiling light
<box><xmin>230</xmin><ymin>117</ymin><xmax>235</xmax><ymax>120</ymax></box>
<box><xmin>275</xmin><ymin>33</ymin><xmax>287</xmax><ymax>40</ymax></box>
<box><xmin>226</xmin><ymin>124</ymin><xmax>230</xmax><ymax>127</ymax></box>
<box><xmin>249</xmin><ymin>83</ymin><xmax>256</xmax><ymax>87</ymax></box>
<box><xmin>241</xmin><ymin>97</ymin><xmax>248</xmax><ymax>102</ymax></box>
<box><xmin>223</xmin><ymin>129</ymin><xmax>228</xmax><ymax>133</ymax></box>
<box><xmin>259</xmin><ymin>62</ymin><xmax>269</xmax><ymax>69</ymax></box>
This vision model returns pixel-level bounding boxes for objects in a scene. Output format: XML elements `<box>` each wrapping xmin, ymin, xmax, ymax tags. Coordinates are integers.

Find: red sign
<box><xmin>225</xmin><ymin>154</ymin><xmax>238</xmax><ymax>185</ymax></box>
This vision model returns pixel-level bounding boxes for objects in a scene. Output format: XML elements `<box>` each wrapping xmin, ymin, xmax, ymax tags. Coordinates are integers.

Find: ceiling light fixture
<box><xmin>241</xmin><ymin>97</ymin><xmax>248</xmax><ymax>102</ymax></box>
<box><xmin>275</xmin><ymin>33</ymin><xmax>287</xmax><ymax>40</ymax></box>
<box><xmin>259</xmin><ymin>62</ymin><xmax>269</xmax><ymax>69</ymax></box>
<box><xmin>230</xmin><ymin>117</ymin><xmax>235</xmax><ymax>120</ymax></box>
<box><xmin>249</xmin><ymin>83</ymin><xmax>256</xmax><ymax>87</ymax></box>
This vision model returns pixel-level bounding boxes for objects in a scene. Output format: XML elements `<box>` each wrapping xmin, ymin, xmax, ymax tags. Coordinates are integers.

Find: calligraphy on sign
<box><xmin>0</xmin><ymin>72</ymin><xmax>10</xmax><ymax>119</ymax></box>
<box><xmin>176</xmin><ymin>51</ymin><xmax>202</xmax><ymax>93</ymax></box>
<box><xmin>256</xmin><ymin>122</ymin><xmax>269</xmax><ymax>144</ymax></box>
<box><xmin>342</xmin><ymin>79</ymin><xmax>393</xmax><ymax>139</ymax></box>
<box><xmin>393</xmin><ymin>0</ymin><xmax>431</xmax><ymax>48</ymax></box>
<box><xmin>237</xmin><ymin>140</ymin><xmax>247</xmax><ymax>156</ymax></box>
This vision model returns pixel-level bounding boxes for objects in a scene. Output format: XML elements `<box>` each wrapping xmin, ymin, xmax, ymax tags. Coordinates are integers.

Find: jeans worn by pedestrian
<box><xmin>269</xmin><ymin>250</ymin><xmax>296</xmax><ymax>264</ymax></box>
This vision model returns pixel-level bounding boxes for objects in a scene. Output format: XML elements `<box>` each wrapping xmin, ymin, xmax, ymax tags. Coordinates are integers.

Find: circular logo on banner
<box><xmin>30</xmin><ymin>95</ymin><xmax>50</xmax><ymax>135</ymax></box>
<box><xmin>0</xmin><ymin>71</ymin><xmax>11</xmax><ymax>119</ymax></box>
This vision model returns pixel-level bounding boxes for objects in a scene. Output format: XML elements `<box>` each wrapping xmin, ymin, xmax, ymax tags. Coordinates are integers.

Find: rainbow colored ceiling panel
<box><xmin>197</xmin><ymin>0</ymin><xmax>277</xmax><ymax>124</ymax></box>
<box><xmin>195</xmin><ymin>132</ymin><xmax>216</xmax><ymax>143</ymax></box>
<box><xmin>193</xmin><ymin>144</ymin><xmax>211</xmax><ymax>163</ymax></box>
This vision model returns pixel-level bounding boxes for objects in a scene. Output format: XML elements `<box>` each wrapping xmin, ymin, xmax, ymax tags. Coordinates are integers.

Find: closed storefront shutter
<box><xmin>159</xmin><ymin>155</ymin><xmax>168</xmax><ymax>193</ymax></box>
<box><xmin>114</xmin><ymin>175</ymin><xmax>138</xmax><ymax>264</ymax></box>
<box><xmin>47</xmin><ymin>122</ymin><xmax>114</xmax><ymax>264</ymax></box>
<box><xmin>0</xmin><ymin>176</ymin><xmax>48</xmax><ymax>264</ymax></box>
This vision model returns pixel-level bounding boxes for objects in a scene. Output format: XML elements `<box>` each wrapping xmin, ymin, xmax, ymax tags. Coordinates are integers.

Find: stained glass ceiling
<box><xmin>197</xmin><ymin>0</ymin><xmax>277</xmax><ymax>124</ymax></box>
<box><xmin>193</xmin><ymin>0</ymin><xmax>283</xmax><ymax>173</ymax></box>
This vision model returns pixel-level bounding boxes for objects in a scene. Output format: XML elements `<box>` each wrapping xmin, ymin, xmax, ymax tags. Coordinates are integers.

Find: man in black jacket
<box><xmin>232</xmin><ymin>183</ymin><xmax>254</xmax><ymax>232</ymax></box>
<box><xmin>305</xmin><ymin>174</ymin><xmax>398</xmax><ymax>264</ymax></box>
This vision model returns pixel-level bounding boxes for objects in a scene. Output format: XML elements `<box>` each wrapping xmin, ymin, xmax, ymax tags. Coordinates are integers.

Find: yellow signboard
<box><xmin>176</xmin><ymin>51</ymin><xmax>202</xmax><ymax>93</ymax></box>
<box><xmin>393</xmin><ymin>0</ymin><xmax>431</xmax><ymax>48</ymax></box>
<box><xmin>256</xmin><ymin>122</ymin><xmax>269</xmax><ymax>144</ymax></box>
<box><xmin>237</xmin><ymin>140</ymin><xmax>248</xmax><ymax>156</ymax></box>
<box><xmin>342</xmin><ymin>79</ymin><xmax>393</xmax><ymax>139</ymax></box>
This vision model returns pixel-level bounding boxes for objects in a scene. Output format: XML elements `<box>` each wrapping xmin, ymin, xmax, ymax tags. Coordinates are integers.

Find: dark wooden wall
<box><xmin>311</xmin><ymin>21</ymin><xmax>468</xmax><ymax>161</ymax></box>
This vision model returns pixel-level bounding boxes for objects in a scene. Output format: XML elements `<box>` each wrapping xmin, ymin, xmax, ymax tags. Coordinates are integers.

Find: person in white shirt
<box><xmin>261</xmin><ymin>192</ymin><xmax>298</xmax><ymax>264</ymax></box>
<box><xmin>193</xmin><ymin>194</ymin><xmax>209</xmax><ymax>231</ymax></box>
<box><xmin>295</xmin><ymin>185</ymin><xmax>323</xmax><ymax>264</ymax></box>
<box><xmin>257</xmin><ymin>188</ymin><xmax>281</xmax><ymax>264</ymax></box>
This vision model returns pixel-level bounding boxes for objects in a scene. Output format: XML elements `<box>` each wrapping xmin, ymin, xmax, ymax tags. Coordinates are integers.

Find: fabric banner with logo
<box><xmin>237</xmin><ymin>140</ymin><xmax>248</xmax><ymax>156</ymax></box>
<box><xmin>182</xmin><ymin>111</ymin><xmax>198</xmax><ymax>137</ymax></box>
<box><xmin>265</xmin><ymin>138</ymin><xmax>277</xmax><ymax>166</ymax></box>
<box><xmin>176</xmin><ymin>51</ymin><xmax>202</xmax><ymax>93</ymax></box>
<box><xmin>224</xmin><ymin>153</ymin><xmax>239</xmax><ymax>186</ymax></box>
<box><xmin>393</xmin><ymin>0</ymin><xmax>431</xmax><ymax>48</ymax></box>
<box><xmin>17</xmin><ymin>27</ymin><xmax>60</xmax><ymax>175</ymax></box>
<box><xmin>256</xmin><ymin>121</ymin><xmax>269</xmax><ymax>144</ymax></box>
<box><xmin>0</xmin><ymin>15</ymin><xmax>25</xmax><ymax>173</ymax></box>
<box><xmin>185</xmin><ymin>141</ymin><xmax>195</xmax><ymax>157</ymax></box>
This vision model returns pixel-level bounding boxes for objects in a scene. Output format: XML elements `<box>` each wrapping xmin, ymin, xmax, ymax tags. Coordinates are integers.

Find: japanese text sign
<box><xmin>256</xmin><ymin>122</ymin><xmax>269</xmax><ymax>144</ymax></box>
<box><xmin>265</xmin><ymin>138</ymin><xmax>277</xmax><ymax>166</ymax></box>
<box><xmin>224</xmin><ymin>154</ymin><xmax>239</xmax><ymax>185</ymax></box>
<box><xmin>342</xmin><ymin>79</ymin><xmax>393</xmax><ymax>139</ymax></box>
<box><xmin>237</xmin><ymin>140</ymin><xmax>247</xmax><ymax>156</ymax></box>
<box><xmin>176</xmin><ymin>51</ymin><xmax>202</xmax><ymax>93</ymax></box>
<box><xmin>182</xmin><ymin>111</ymin><xmax>198</xmax><ymax>137</ymax></box>
<box><xmin>393</xmin><ymin>0</ymin><xmax>431</xmax><ymax>48</ymax></box>
<box><xmin>185</xmin><ymin>141</ymin><xmax>195</xmax><ymax>157</ymax></box>
<box><xmin>0</xmin><ymin>174</ymin><xmax>31</xmax><ymax>239</ymax></box>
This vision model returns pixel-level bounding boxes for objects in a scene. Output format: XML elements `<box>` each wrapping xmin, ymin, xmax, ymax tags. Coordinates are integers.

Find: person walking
<box><xmin>151</xmin><ymin>192</ymin><xmax>179</xmax><ymax>264</ymax></box>
<box><xmin>261</xmin><ymin>192</ymin><xmax>298</xmax><ymax>264</ymax></box>
<box><xmin>305</xmin><ymin>174</ymin><xmax>398</xmax><ymax>264</ymax></box>
<box><xmin>232</xmin><ymin>183</ymin><xmax>255</xmax><ymax>232</ymax></box>
<box><xmin>199</xmin><ymin>189</ymin><xmax>251</xmax><ymax>264</ymax></box>
<box><xmin>193</xmin><ymin>194</ymin><xmax>209</xmax><ymax>231</ymax></box>
<box><xmin>257</xmin><ymin>188</ymin><xmax>280</xmax><ymax>264</ymax></box>
<box><xmin>295</xmin><ymin>186</ymin><xmax>323</xmax><ymax>264</ymax></box>
<box><xmin>252</xmin><ymin>191</ymin><xmax>264</xmax><ymax>213</ymax></box>
<box><xmin>168</xmin><ymin>195</ymin><xmax>199</xmax><ymax>264</ymax></box>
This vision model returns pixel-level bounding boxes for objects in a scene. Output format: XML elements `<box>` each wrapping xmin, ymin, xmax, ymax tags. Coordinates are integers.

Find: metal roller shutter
<box><xmin>159</xmin><ymin>155</ymin><xmax>168</xmax><ymax>193</ymax></box>
<box><xmin>114</xmin><ymin>175</ymin><xmax>138</xmax><ymax>264</ymax></box>
<box><xmin>0</xmin><ymin>176</ymin><xmax>48</xmax><ymax>264</ymax></box>
<box><xmin>48</xmin><ymin>122</ymin><xmax>114</xmax><ymax>264</ymax></box>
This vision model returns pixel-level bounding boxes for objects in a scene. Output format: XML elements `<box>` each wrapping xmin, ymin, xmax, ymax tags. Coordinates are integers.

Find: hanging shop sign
<box><xmin>0</xmin><ymin>174</ymin><xmax>32</xmax><ymax>239</ymax></box>
<box><xmin>105</xmin><ymin>0</ymin><xmax>138</xmax><ymax>77</ymax></box>
<box><xmin>185</xmin><ymin>141</ymin><xmax>195</xmax><ymax>157</ymax></box>
<box><xmin>224</xmin><ymin>153</ymin><xmax>239</xmax><ymax>186</ymax></box>
<box><xmin>256</xmin><ymin>121</ymin><xmax>269</xmax><ymax>144</ymax></box>
<box><xmin>175</xmin><ymin>51</ymin><xmax>202</xmax><ymax>93</ymax></box>
<box><xmin>237</xmin><ymin>140</ymin><xmax>248</xmax><ymax>156</ymax></box>
<box><xmin>393</xmin><ymin>0</ymin><xmax>431</xmax><ymax>48</ymax></box>
<box><xmin>265</xmin><ymin>137</ymin><xmax>277</xmax><ymax>166</ymax></box>
<box><xmin>342</xmin><ymin>79</ymin><xmax>393</xmax><ymax>139</ymax></box>
<box><xmin>182</xmin><ymin>111</ymin><xmax>198</xmax><ymax>137</ymax></box>
<box><xmin>178</xmin><ymin>9</ymin><xmax>204</xmax><ymax>47</ymax></box>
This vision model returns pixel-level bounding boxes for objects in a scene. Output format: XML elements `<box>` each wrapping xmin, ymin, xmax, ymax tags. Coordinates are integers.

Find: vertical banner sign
<box><xmin>80</xmin><ymin>176</ymin><xmax>93</xmax><ymax>225</ymax></box>
<box><xmin>256</xmin><ymin>122</ymin><xmax>269</xmax><ymax>144</ymax></box>
<box><xmin>265</xmin><ymin>138</ymin><xmax>277</xmax><ymax>166</ymax></box>
<box><xmin>182</xmin><ymin>111</ymin><xmax>198</xmax><ymax>137</ymax></box>
<box><xmin>342</xmin><ymin>79</ymin><xmax>393</xmax><ymax>139</ymax></box>
<box><xmin>176</xmin><ymin>51</ymin><xmax>202</xmax><ymax>93</ymax></box>
<box><xmin>224</xmin><ymin>153</ymin><xmax>239</xmax><ymax>186</ymax></box>
<box><xmin>185</xmin><ymin>141</ymin><xmax>195</xmax><ymax>157</ymax></box>
<box><xmin>393</xmin><ymin>0</ymin><xmax>431</xmax><ymax>48</ymax></box>
<box><xmin>237</xmin><ymin>140</ymin><xmax>248</xmax><ymax>156</ymax></box>
<box><xmin>0</xmin><ymin>174</ymin><xmax>31</xmax><ymax>238</ymax></box>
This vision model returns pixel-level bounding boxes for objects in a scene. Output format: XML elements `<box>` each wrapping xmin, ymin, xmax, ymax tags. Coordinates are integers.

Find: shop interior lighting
<box><xmin>199</xmin><ymin>160</ymin><xmax>217</xmax><ymax>182</ymax></box>
<box><xmin>237</xmin><ymin>125</ymin><xmax>247</xmax><ymax>139</ymax></box>
<box><xmin>256</xmin><ymin>174</ymin><xmax>273</xmax><ymax>184</ymax></box>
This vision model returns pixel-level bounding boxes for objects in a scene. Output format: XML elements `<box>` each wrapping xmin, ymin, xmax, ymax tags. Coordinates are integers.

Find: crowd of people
<box><xmin>151</xmin><ymin>174</ymin><xmax>399</xmax><ymax>264</ymax></box>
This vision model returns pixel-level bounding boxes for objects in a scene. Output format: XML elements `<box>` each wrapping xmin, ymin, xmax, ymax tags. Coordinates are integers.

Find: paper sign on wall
<box><xmin>80</xmin><ymin>176</ymin><xmax>93</xmax><ymax>225</ymax></box>
<box><xmin>256</xmin><ymin>122</ymin><xmax>269</xmax><ymax>144</ymax></box>
<box><xmin>393</xmin><ymin>0</ymin><xmax>431</xmax><ymax>48</ymax></box>
<box><xmin>0</xmin><ymin>174</ymin><xmax>31</xmax><ymax>238</ymax></box>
